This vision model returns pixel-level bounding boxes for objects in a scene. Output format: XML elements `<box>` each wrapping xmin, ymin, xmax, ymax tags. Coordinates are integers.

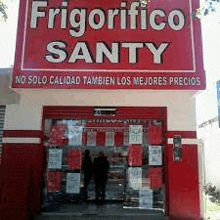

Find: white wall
<box><xmin>4</xmin><ymin>89</ymin><xmax>197</xmax><ymax>132</ymax></box>
<box><xmin>198</xmin><ymin>123</ymin><xmax>220</xmax><ymax>188</ymax></box>
<box><xmin>196</xmin><ymin>15</ymin><xmax>220</xmax><ymax>188</ymax></box>
<box><xmin>196</xmin><ymin>82</ymin><xmax>220</xmax><ymax>187</ymax></box>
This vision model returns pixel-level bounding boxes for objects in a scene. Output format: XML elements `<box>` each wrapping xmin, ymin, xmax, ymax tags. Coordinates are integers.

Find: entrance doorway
<box><xmin>41</xmin><ymin>107</ymin><xmax>167</xmax><ymax>215</ymax></box>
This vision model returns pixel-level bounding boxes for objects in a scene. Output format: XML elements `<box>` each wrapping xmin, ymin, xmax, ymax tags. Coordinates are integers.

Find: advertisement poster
<box><xmin>115</xmin><ymin>131</ymin><xmax>124</xmax><ymax>147</ymax></box>
<box><xmin>149</xmin><ymin>146</ymin><xmax>162</xmax><ymax>166</ymax></box>
<box><xmin>129</xmin><ymin>125</ymin><xmax>143</xmax><ymax>145</ymax></box>
<box><xmin>66</xmin><ymin>149</ymin><xmax>82</xmax><ymax>170</ymax></box>
<box><xmin>49</xmin><ymin>124</ymin><xmax>67</xmax><ymax>146</ymax></box>
<box><xmin>47</xmin><ymin>171</ymin><xmax>62</xmax><ymax>192</ymax></box>
<box><xmin>128</xmin><ymin>167</ymin><xmax>142</xmax><ymax>190</ymax></box>
<box><xmin>48</xmin><ymin>149</ymin><xmax>63</xmax><ymax>169</ymax></box>
<box><xmin>87</xmin><ymin>131</ymin><xmax>97</xmax><ymax>147</ymax></box>
<box><xmin>105</xmin><ymin>131</ymin><xmax>114</xmax><ymax>146</ymax></box>
<box><xmin>66</xmin><ymin>173</ymin><xmax>81</xmax><ymax>194</ymax></box>
<box><xmin>139</xmin><ymin>188</ymin><xmax>153</xmax><ymax>209</ymax></box>
<box><xmin>68</xmin><ymin>126</ymin><xmax>83</xmax><ymax>146</ymax></box>
<box><xmin>128</xmin><ymin>145</ymin><xmax>142</xmax><ymax>166</ymax></box>
<box><xmin>97</xmin><ymin>132</ymin><xmax>105</xmax><ymax>146</ymax></box>
<box><xmin>148</xmin><ymin>167</ymin><xmax>163</xmax><ymax>189</ymax></box>
<box><xmin>148</xmin><ymin>125</ymin><xmax>162</xmax><ymax>145</ymax></box>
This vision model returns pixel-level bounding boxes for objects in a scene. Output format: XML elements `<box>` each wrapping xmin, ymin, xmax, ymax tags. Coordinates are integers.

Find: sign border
<box><xmin>20</xmin><ymin>0</ymin><xmax>196</xmax><ymax>73</ymax></box>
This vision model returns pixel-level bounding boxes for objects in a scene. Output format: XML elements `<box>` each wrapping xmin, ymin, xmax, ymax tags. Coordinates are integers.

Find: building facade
<box><xmin>0</xmin><ymin>0</ymin><xmax>205</xmax><ymax>219</ymax></box>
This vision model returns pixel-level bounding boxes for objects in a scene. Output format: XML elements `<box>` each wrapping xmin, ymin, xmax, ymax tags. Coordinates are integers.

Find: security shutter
<box><xmin>43</xmin><ymin>106</ymin><xmax>166</xmax><ymax>119</ymax></box>
<box><xmin>0</xmin><ymin>106</ymin><xmax>6</xmax><ymax>163</ymax></box>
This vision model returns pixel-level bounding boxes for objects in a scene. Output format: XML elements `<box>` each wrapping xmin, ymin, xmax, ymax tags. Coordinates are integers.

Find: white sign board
<box><xmin>68</xmin><ymin>126</ymin><xmax>83</xmax><ymax>146</ymax></box>
<box><xmin>105</xmin><ymin>131</ymin><xmax>114</xmax><ymax>146</ymax></box>
<box><xmin>128</xmin><ymin>167</ymin><xmax>142</xmax><ymax>190</ymax></box>
<box><xmin>129</xmin><ymin>125</ymin><xmax>143</xmax><ymax>144</ymax></box>
<box><xmin>149</xmin><ymin>146</ymin><xmax>162</xmax><ymax>166</ymax></box>
<box><xmin>66</xmin><ymin>173</ymin><xmax>81</xmax><ymax>194</ymax></box>
<box><xmin>48</xmin><ymin>149</ymin><xmax>62</xmax><ymax>169</ymax></box>
<box><xmin>139</xmin><ymin>188</ymin><xmax>153</xmax><ymax>209</ymax></box>
<box><xmin>87</xmin><ymin>131</ymin><xmax>97</xmax><ymax>147</ymax></box>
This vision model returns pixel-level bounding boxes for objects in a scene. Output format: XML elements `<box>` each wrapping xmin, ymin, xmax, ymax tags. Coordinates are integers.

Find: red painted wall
<box><xmin>166</xmin><ymin>144</ymin><xmax>201</xmax><ymax>219</ymax></box>
<box><xmin>0</xmin><ymin>131</ymin><xmax>45</xmax><ymax>220</ymax></box>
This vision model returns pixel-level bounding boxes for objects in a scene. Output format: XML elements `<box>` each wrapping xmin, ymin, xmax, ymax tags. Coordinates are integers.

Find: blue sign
<box><xmin>217</xmin><ymin>80</ymin><xmax>220</xmax><ymax>127</ymax></box>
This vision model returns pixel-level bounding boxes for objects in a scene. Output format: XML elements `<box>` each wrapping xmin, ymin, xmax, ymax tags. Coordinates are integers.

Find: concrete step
<box><xmin>35</xmin><ymin>213</ymin><xmax>166</xmax><ymax>220</ymax></box>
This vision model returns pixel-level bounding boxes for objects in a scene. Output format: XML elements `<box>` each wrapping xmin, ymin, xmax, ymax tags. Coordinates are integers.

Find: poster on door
<box><xmin>66</xmin><ymin>173</ymin><xmax>81</xmax><ymax>194</ymax></box>
<box><xmin>129</xmin><ymin>125</ymin><xmax>143</xmax><ymax>145</ymax></box>
<box><xmin>68</xmin><ymin>126</ymin><xmax>83</xmax><ymax>146</ymax></box>
<box><xmin>105</xmin><ymin>131</ymin><xmax>114</xmax><ymax>146</ymax></box>
<box><xmin>115</xmin><ymin>131</ymin><xmax>124</xmax><ymax>147</ymax></box>
<box><xmin>148</xmin><ymin>124</ymin><xmax>162</xmax><ymax>145</ymax></box>
<box><xmin>48</xmin><ymin>149</ymin><xmax>63</xmax><ymax>169</ymax></box>
<box><xmin>66</xmin><ymin>149</ymin><xmax>82</xmax><ymax>170</ymax></box>
<box><xmin>47</xmin><ymin>171</ymin><xmax>62</xmax><ymax>192</ymax></box>
<box><xmin>128</xmin><ymin>145</ymin><xmax>142</xmax><ymax>166</ymax></box>
<box><xmin>49</xmin><ymin>124</ymin><xmax>68</xmax><ymax>146</ymax></box>
<box><xmin>149</xmin><ymin>146</ymin><xmax>162</xmax><ymax>166</ymax></box>
<box><xmin>128</xmin><ymin>167</ymin><xmax>142</xmax><ymax>190</ymax></box>
<box><xmin>148</xmin><ymin>167</ymin><xmax>163</xmax><ymax>189</ymax></box>
<box><xmin>139</xmin><ymin>188</ymin><xmax>153</xmax><ymax>209</ymax></box>
<box><xmin>87</xmin><ymin>131</ymin><xmax>97</xmax><ymax>147</ymax></box>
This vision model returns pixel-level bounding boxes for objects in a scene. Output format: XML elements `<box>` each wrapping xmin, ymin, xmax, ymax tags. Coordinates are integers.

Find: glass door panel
<box><xmin>42</xmin><ymin>117</ymin><xmax>165</xmax><ymax>211</ymax></box>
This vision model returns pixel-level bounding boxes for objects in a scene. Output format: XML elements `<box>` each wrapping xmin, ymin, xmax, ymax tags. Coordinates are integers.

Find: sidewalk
<box><xmin>35</xmin><ymin>214</ymin><xmax>166</xmax><ymax>220</ymax></box>
<box><xmin>35</xmin><ymin>202</ymin><xmax>166</xmax><ymax>220</ymax></box>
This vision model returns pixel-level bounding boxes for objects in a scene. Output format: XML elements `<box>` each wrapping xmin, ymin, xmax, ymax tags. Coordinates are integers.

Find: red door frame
<box><xmin>42</xmin><ymin>106</ymin><xmax>169</xmax><ymax>214</ymax></box>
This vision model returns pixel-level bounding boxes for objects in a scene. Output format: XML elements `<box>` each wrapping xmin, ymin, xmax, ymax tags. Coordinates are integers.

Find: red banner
<box><xmin>47</xmin><ymin>171</ymin><xmax>62</xmax><ymax>192</ymax></box>
<box><xmin>66</xmin><ymin>149</ymin><xmax>82</xmax><ymax>170</ymax></box>
<box><xmin>148</xmin><ymin>167</ymin><xmax>163</xmax><ymax>189</ymax></box>
<box><xmin>128</xmin><ymin>145</ymin><xmax>142</xmax><ymax>166</ymax></box>
<box><xmin>49</xmin><ymin>125</ymin><xmax>68</xmax><ymax>146</ymax></box>
<box><xmin>12</xmin><ymin>0</ymin><xmax>205</xmax><ymax>90</ymax></box>
<box><xmin>148</xmin><ymin>124</ymin><xmax>163</xmax><ymax>145</ymax></box>
<box><xmin>97</xmin><ymin>132</ymin><xmax>106</xmax><ymax>146</ymax></box>
<box><xmin>115</xmin><ymin>132</ymin><xmax>124</xmax><ymax>147</ymax></box>
<box><xmin>82</xmin><ymin>132</ymin><xmax>87</xmax><ymax>146</ymax></box>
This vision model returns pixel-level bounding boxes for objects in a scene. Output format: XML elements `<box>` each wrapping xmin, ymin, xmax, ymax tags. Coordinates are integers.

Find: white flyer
<box><xmin>66</xmin><ymin>173</ymin><xmax>81</xmax><ymax>194</ymax></box>
<box><xmin>87</xmin><ymin>131</ymin><xmax>97</xmax><ymax>147</ymax></box>
<box><xmin>139</xmin><ymin>188</ymin><xmax>153</xmax><ymax>209</ymax></box>
<box><xmin>48</xmin><ymin>149</ymin><xmax>62</xmax><ymax>169</ymax></box>
<box><xmin>105</xmin><ymin>131</ymin><xmax>114</xmax><ymax>146</ymax></box>
<box><xmin>68</xmin><ymin>126</ymin><xmax>83</xmax><ymax>146</ymax></box>
<box><xmin>149</xmin><ymin>146</ymin><xmax>162</xmax><ymax>166</ymax></box>
<box><xmin>128</xmin><ymin>167</ymin><xmax>142</xmax><ymax>190</ymax></box>
<box><xmin>129</xmin><ymin>125</ymin><xmax>143</xmax><ymax>144</ymax></box>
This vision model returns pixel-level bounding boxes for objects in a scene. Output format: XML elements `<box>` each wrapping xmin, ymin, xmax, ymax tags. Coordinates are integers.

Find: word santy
<box><xmin>30</xmin><ymin>1</ymin><xmax>186</xmax><ymax>64</ymax></box>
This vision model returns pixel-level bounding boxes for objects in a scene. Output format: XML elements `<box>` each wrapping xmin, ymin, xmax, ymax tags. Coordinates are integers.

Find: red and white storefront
<box><xmin>0</xmin><ymin>0</ymin><xmax>205</xmax><ymax>219</ymax></box>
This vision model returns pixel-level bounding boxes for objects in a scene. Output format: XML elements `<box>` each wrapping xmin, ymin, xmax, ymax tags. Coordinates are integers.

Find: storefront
<box><xmin>1</xmin><ymin>91</ymin><xmax>204</xmax><ymax>220</ymax></box>
<box><xmin>42</xmin><ymin>107</ymin><xmax>166</xmax><ymax>208</ymax></box>
<box><xmin>0</xmin><ymin>0</ymin><xmax>205</xmax><ymax>219</ymax></box>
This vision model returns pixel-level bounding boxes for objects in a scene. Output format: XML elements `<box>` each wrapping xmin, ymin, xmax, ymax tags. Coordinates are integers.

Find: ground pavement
<box><xmin>35</xmin><ymin>202</ymin><xmax>166</xmax><ymax>220</ymax></box>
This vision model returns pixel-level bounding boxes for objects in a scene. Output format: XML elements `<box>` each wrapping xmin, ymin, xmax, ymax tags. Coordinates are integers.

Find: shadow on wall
<box><xmin>0</xmin><ymin>68</ymin><xmax>20</xmax><ymax>105</ymax></box>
